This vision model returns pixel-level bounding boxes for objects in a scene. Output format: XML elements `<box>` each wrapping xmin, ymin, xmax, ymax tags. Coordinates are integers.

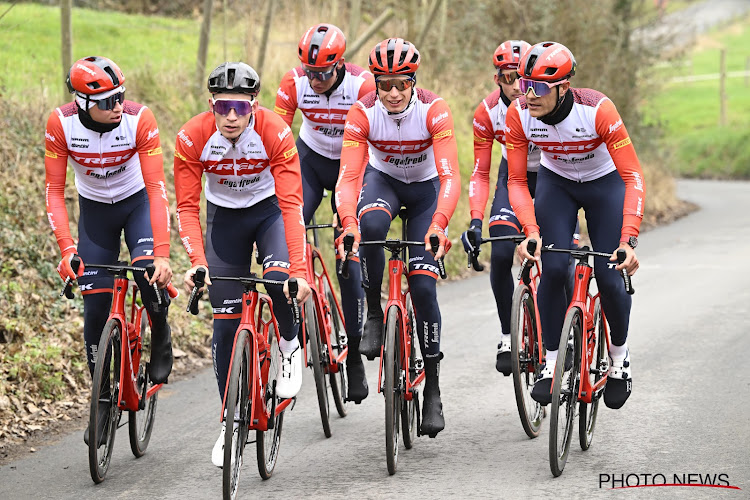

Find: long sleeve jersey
<box><xmin>173</xmin><ymin>107</ymin><xmax>307</xmax><ymax>277</ymax></box>
<box><xmin>505</xmin><ymin>88</ymin><xmax>645</xmax><ymax>239</ymax></box>
<box><xmin>335</xmin><ymin>89</ymin><xmax>461</xmax><ymax>231</ymax></box>
<box><xmin>44</xmin><ymin>101</ymin><xmax>170</xmax><ymax>258</ymax></box>
<box><xmin>273</xmin><ymin>63</ymin><xmax>375</xmax><ymax>159</ymax></box>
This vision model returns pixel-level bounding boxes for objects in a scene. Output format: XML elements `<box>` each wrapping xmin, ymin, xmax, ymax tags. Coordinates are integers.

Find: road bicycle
<box><xmin>302</xmin><ymin>222</ymin><xmax>348</xmax><ymax>438</ymax></box>
<box><xmin>341</xmin><ymin>210</ymin><xmax>446</xmax><ymax>475</ymax></box>
<box><xmin>61</xmin><ymin>257</ymin><xmax>178</xmax><ymax>484</ymax></box>
<box><xmin>541</xmin><ymin>245</ymin><xmax>633</xmax><ymax>477</ymax></box>
<box><xmin>466</xmin><ymin>234</ymin><xmax>546</xmax><ymax>438</ymax></box>
<box><xmin>187</xmin><ymin>270</ymin><xmax>300</xmax><ymax>497</ymax></box>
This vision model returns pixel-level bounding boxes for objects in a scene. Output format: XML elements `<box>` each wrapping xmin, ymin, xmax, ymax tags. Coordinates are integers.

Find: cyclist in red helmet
<box><xmin>506</xmin><ymin>42</ymin><xmax>645</xmax><ymax>409</ymax></box>
<box><xmin>45</xmin><ymin>56</ymin><xmax>174</xmax><ymax>445</ymax></box>
<box><xmin>335</xmin><ymin>38</ymin><xmax>461</xmax><ymax>437</ymax></box>
<box><xmin>175</xmin><ymin>61</ymin><xmax>311</xmax><ymax>467</ymax></box>
<box><xmin>274</xmin><ymin>24</ymin><xmax>375</xmax><ymax>403</ymax></box>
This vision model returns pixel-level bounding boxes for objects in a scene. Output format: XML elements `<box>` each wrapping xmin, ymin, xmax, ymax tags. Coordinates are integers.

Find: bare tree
<box><xmin>256</xmin><ymin>0</ymin><xmax>275</xmax><ymax>78</ymax></box>
<box><xmin>61</xmin><ymin>0</ymin><xmax>73</xmax><ymax>96</ymax></box>
<box><xmin>196</xmin><ymin>0</ymin><xmax>213</xmax><ymax>95</ymax></box>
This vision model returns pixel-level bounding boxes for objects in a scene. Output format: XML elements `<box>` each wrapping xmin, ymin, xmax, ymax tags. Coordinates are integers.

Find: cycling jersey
<box><xmin>44</xmin><ymin>100</ymin><xmax>170</xmax><ymax>258</ymax></box>
<box><xmin>469</xmin><ymin>88</ymin><xmax>541</xmax><ymax>222</ymax></box>
<box><xmin>335</xmin><ymin>88</ymin><xmax>460</xmax><ymax>231</ymax></box>
<box><xmin>505</xmin><ymin>88</ymin><xmax>645</xmax><ymax>240</ymax></box>
<box><xmin>173</xmin><ymin>107</ymin><xmax>306</xmax><ymax>278</ymax></box>
<box><xmin>274</xmin><ymin>63</ymin><xmax>375</xmax><ymax>159</ymax></box>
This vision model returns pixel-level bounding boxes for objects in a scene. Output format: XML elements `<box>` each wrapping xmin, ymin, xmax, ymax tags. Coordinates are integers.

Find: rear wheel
<box><xmin>510</xmin><ymin>284</ymin><xmax>544</xmax><ymax>438</ymax></box>
<box><xmin>323</xmin><ymin>277</ymin><xmax>348</xmax><ymax>418</ymax></box>
<box><xmin>549</xmin><ymin>308</ymin><xmax>582</xmax><ymax>477</ymax></box>
<box><xmin>401</xmin><ymin>292</ymin><xmax>419</xmax><ymax>449</ymax></box>
<box><xmin>257</xmin><ymin>303</ymin><xmax>284</xmax><ymax>479</ymax></box>
<box><xmin>89</xmin><ymin>319</ymin><xmax>122</xmax><ymax>484</ymax></box>
<box><xmin>384</xmin><ymin>306</ymin><xmax>401</xmax><ymax>475</ymax></box>
<box><xmin>129</xmin><ymin>310</ymin><xmax>158</xmax><ymax>457</ymax></box>
<box><xmin>579</xmin><ymin>298</ymin><xmax>606</xmax><ymax>450</ymax></box>
<box><xmin>223</xmin><ymin>329</ymin><xmax>251</xmax><ymax>500</ymax></box>
<box><xmin>305</xmin><ymin>295</ymin><xmax>331</xmax><ymax>437</ymax></box>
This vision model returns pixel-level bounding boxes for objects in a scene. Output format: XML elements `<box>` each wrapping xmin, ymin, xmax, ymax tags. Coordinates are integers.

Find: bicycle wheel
<box><xmin>401</xmin><ymin>291</ymin><xmax>419</xmax><ymax>449</ymax></box>
<box><xmin>257</xmin><ymin>311</ymin><xmax>284</xmax><ymax>479</ymax></box>
<box><xmin>384</xmin><ymin>305</ymin><xmax>401</xmax><ymax>475</ymax></box>
<box><xmin>579</xmin><ymin>297</ymin><xmax>606</xmax><ymax>450</ymax></box>
<box><xmin>89</xmin><ymin>319</ymin><xmax>123</xmax><ymax>484</ymax></box>
<box><xmin>223</xmin><ymin>329</ymin><xmax>251</xmax><ymax>500</ymax></box>
<box><xmin>323</xmin><ymin>277</ymin><xmax>348</xmax><ymax>418</ymax></box>
<box><xmin>305</xmin><ymin>295</ymin><xmax>331</xmax><ymax>437</ymax></box>
<box><xmin>549</xmin><ymin>308</ymin><xmax>582</xmax><ymax>477</ymax></box>
<box><xmin>129</xmin><ymin>311</ymin><xmax>158</xmax><ymax>457</ymax></box>
<box><xmin>510</xmin><ymin>283</ymin><xmax>544</xmax><ymax>438</ymax></box>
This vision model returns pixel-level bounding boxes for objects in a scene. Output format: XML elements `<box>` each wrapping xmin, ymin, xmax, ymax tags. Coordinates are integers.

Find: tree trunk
<box><xmin>195</xmin><ymin>0</ymin><xmax>213</xmax><ymax>96</ymax></box>
<box><xmin>61</xmin><ymin>0</ymin><xmax>73</xmax><ymax>97</ymax></box>
<box><xmin>256</xmin><ymin>0</ymin><xmax>275</xmax><ymax>78</ymax></box>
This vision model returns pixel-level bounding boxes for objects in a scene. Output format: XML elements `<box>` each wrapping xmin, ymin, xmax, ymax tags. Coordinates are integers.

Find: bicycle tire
<box><xmin>579</xmin><ymin>297</ymin><xmax>605</xmax><ymax>450</ymax></box>
<box><xmin>401</xmin><ymin>291</ymin><xmax>419</xmax><ymax>449</ymax></box>
<box><xmin>384</xmin><ymin>305</ymin><xmax>401</xmax><ymax>475</ymax></box>
<box><xmin>510</xmin><ymin>284</ymin><xmax>544</xmax><ymax>438</ymax></box>
<box><xmin>129</xmin><ymin>311</ymin><xmax>158</xmax><ymax>457</ymax></box>
<box><xmin>549</xmin><ymin>308</ymin><xmax>582</xmax><ymax>477</ymax></box>
<box><xmin>323</xmin><ymin>278</ymin><xmax>348</xmax><ymax>418</ymax></box>
<box><xmin>306</xmin><ymin>295</ymin><xmax>331</xmax><ymax>437</ymax></box>
<box><xmin>88</xmin><ymin>319</ymin><xmax>122</xmax><ymax>484</ymax></box>
<box><xmin>257</xmin><ymin>310</ymin><xmax>284</xmax><ymax>479</ymax></box>
<box><xmin>223</xmin><ymin>329</ymin><xmax>251</xmax><ymax>499</ymax></box>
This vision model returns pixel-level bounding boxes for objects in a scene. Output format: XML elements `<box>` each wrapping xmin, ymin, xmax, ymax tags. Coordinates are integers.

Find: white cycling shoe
<box><xmin>211</xmin><ymin>408</ymin><xmax>240</xmax><ymax>468</ymax></box>
<box><xmin>276</xmin><ymin>346</ymin><xmax>302</xmax><ymax>399</ymax></box>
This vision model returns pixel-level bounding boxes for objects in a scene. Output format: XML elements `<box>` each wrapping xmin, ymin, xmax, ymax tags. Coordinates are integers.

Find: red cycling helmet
<box><xmin>66</xmin><ymin>56</ymin><xmax>125</xmax><ymax>95</ymax></box>
<box><xmin>368</xmin><ymin>38</ymin><xmax>420</xmax><ymax>76</ymax></box>
<box><xmin>518</xmin><ymin>41</ymin><xmax>576</xmax><ymax>82</ymax></box>
<box><xmin>493</xmin><ymin>40</ymin><xmax>531</xmax><ymax>70</ymax></box>
<box><xmin>298</xmin><ymin>24</ymin><xmax>346</xmax><ymax>67</ymax></box>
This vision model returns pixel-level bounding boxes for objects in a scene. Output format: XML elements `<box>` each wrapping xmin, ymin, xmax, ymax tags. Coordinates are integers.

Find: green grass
<box><xmin>645</xmin><ymin>14</ymin><xmax>750</xmax><ymax>178</ymax></box>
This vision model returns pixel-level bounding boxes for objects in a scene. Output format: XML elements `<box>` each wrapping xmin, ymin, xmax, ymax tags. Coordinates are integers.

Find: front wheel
<box><xmin>323</xmin><ymin>277</ymin><xmax>348</xmax><ymax>418</ymax></box>
<box><xmin>89</xmin><ymin>319</ymin><xmax>123</xmax><ymax>484</ymax></box>
<box><xmin>510</xmin><ymin>284</ymin><xmax>544</xmax><ymax>438</ymax></box>
<box><xmin>257</xmin><ymin>301</ymin><xmax>284</xmax><ymax>479</ymax></box>
<box><xmin>401</xmin><ymin>291</ymin><xmax>419</xmax><ymax>449</ymax></box>
<box><xmin>384</xmin><ymin>306</ymin><xmax>402</xmax><ymax>475</ymax></box>
<box><xmin>223</xmin><ymin>329</ymin><xmax>251</xmax><ymax>500</ymax></box>
<box><xmin>549</xmin><ymin>308</ymin><xmax>582</xmax><ymax>477</ymax></box>
<box><xmin>579</xmin><ymin>297</ymin><xmax>606</xmax><ymax>450</ymax></box>
<box><xmin>305</xmin><ymin>295</ymin><xmax>331</xmax><ymax>437</ymax></box>
<box><xmin>129</xmin><ymin>311</ymin><xmax>158</xmax><ymax>457</ymax></box>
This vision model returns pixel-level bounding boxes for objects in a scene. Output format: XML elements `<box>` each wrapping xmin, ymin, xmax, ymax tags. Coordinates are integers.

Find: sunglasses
<box><xmin>497</xmin><ymin>71</ymin><xmax>520</xmax><ymax>85</ymax></box>
<box><xmin>303</xmin><ymin>65</ymin><xmax>337</xmax><ymax>81</ymax></box>
<box><xmin>375</xmin><ymin>78</ymin><xmax>415</xmax><ymax>92</ymax></box>
<box><xmin>93</xmin><ymin>90</ymin><xmax>125</xmax><ymax>110</ymax></box>
<box><xmin>211</xmin><ymin>98</ymin><xmax>254</xmax><ymax>116</ymax></box>
<box><xmin>519</xmin><ymin>78</ymin><xmax>568</xmax><ymax>98</ymax></box>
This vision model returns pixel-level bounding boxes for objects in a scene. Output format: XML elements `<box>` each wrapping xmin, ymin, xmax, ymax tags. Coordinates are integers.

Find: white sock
<box><xmin>546</xmin><ymin>349</ymin><xmax>558</xmax><ymax>365</ymax></box>
<box><xmin>609</xmin><ymin>342</ymin><xmax>628</xmax><ymax>361</ymax></box>
<box><xmin>500</xmin><ymin>333</ymin><xmax>511</xmax><ymax>346</ymax></box>
<box><xmin>279</xmin><ymin>336</ymin><xmax>299</xmax><ymax>354</ymax></box>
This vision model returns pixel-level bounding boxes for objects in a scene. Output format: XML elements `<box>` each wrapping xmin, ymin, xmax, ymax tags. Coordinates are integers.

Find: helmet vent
<box><xmin>104</xmin><ymin>67</ymin><xmax>120</xmax><ymax>86</ymax></box>
<box><xmin>545</xmin><ymin>68</ymin><xmax>557</xmax><ymax>76</ymax></box>
<box><xmin>226</xmin><ymin>68</ymin><xmax>235</xmax><ymax>89</ymax></box>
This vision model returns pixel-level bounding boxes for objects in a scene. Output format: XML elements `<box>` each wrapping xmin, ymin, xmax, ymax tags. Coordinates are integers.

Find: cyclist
<box><xmin>174</xmin><ymin>62</ymin><xmax>311</xmax><ymax>466</ymax></box>
<box><xmin>335</xmin><ymin>38</ymin><xmax>460</xmax><ymax>436</ymax></box>
<box><xmin>44</xmin><ymin>56</ymin><xmax>174</xmax><ymax>446</ymax></box>
<box><xmin>274</xmin><ymin>23</ymin><xmax>375</xmax><ymax>403</ymax></box>
<box><xmin>506</xmin><ymin>42</ymin><xmax>644</xmax><ymax>409</ymax></box>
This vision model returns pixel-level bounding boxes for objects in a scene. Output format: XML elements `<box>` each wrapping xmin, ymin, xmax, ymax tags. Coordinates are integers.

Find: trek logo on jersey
<box><xmin>278</xmin><ymin>126</ymin><xmax>292</xmax><ymax>141</ymax></box>
<box><xmin>206</xmin><ymin>160</ymin><xmax>269</xmax><ymax>175</ymax></box>
<box><xmin>262</xmin><ymin>260</ymin><xmax>291</xmax><ymax>270</ymax></box>
<box><xmin>213</xmin><ymin>307</ymin><xmax>236</xmax><ymax>314</ymax></box>
<box><xmin>383</xmin><ymin>153</ymin><xmax>427</xmax><ymax>167</ymax></box>
<box><xmin>85</xmin><ymin>165</ymin><xmax>127</xmax><ymax>179</ymax></box>
<box><xmin>538</xmin><ymin>142</ymin><xmax>599</xmax><ymax>153</ymax></box>
<box><xmin>413</xmin><ymin>263</ymin><xmax>439</xmax><ymax>275</ymax></box>
<box><xmin>431</xmin><ymin>111</ymin><xmax>448</xmax><ymax>126</ymax></box>
<box><xmin>79</xmin><ymin>283</ymin><xmax>94</xmax><ymax>291</ymax></box>
<box><xmin>45</xmin><ymin>130</ymin><xmax>55</xmax><ymax>142</ymax></box>
<box><xmin>301</xmin><ymin>109</ymin><xmax>348</xmax><ymax>123</ymax></box>
<box><xmin>371</xmin><ymin>140</ymin><xmax>432</xmax><ymax>153</ymax></box>
<box><xmin>609</xmin><ymin>119</ymin><xmax>623</xmax><ymax>134</ymax></box>
<box><xmin>177</xmin><ymin>130</ymin><xmax>194</xmax><ymax>147</ymax></box>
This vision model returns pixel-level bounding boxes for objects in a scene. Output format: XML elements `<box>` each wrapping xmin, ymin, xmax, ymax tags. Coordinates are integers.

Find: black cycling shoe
<box><xmin>604</xmin><ymin>353</ymin><xmax>632</xmax><ymax>409</ymax></box>
<box><xmin>530</xmin><ymin>363</ymin><xmax>554</xmax><ymax>406</ymax></box>
<box><xmin>495</xmin><ymin>342</ymin><xmax>512</xmax><ymax>376</ymax></box>
<box><xmin>359</xmin><ymin>310</ymin><xmax>384</xmax><ymax>361</ymax></box>
<box><xmin>346</xmin><ymin>338</ymin><xmax>368</xmax><ymax>404</ymax></box>
<box><xmin>420</xmin><ymin>355</ymin><xmax>445</xmax><ymax>438</ymax></box>
<box><xmin>149</xmin><ymin>323</ymin><xmax>173</xmax><ymax>384</ymax></box>
<box><xmin>83</xmin><ymin>401</ymin><xmax>111</xmax><ymax>447</ymax></box>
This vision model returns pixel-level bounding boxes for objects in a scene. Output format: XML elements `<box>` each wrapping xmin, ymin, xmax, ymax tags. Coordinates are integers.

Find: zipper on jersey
<box><xmin>396</xmin><ymin>119</ymin><xmax>408</xmax><ymax>183</ymax></box>
<box><xmin>553</xmin><ymin>124</ymin><xmax>582</xmax><ymax>182</ymax></box>
<box><xmin>326</xmin><ymin>95</ymin><xmax>333</xmax><ymax>158</ymax></box>
<box><xmin>98</xmin><ymin>133</ymin><xmax>115</xmax><ymax>203</ymax></box>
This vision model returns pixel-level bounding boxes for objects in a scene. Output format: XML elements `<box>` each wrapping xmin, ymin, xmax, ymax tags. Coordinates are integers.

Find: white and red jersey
<box><xmin>335</xmin><ymin>88</ymin><xmax>460</xmax><ymax>230</ymax></box>
<box><xmin>506</xmin><ymin>88</ymin><xmax>645</xmax><ymax>239</ymax></box>
<box><xmin>469</xmin><ymin>88</ymin><xmax>541</xmax><ymax>221</ymax></box>
<box><xmin>173</xmin><ymin>107</ymin><xmax>306</xmax><ymax>277</ymax></box>
<box><xmin>274</xmin><ymin>63</ymin><xmax>375</xmax><ymax>159</ymax></box>
<box><xmin>44</xmin><ymin>101</ymin><xmax>170</xmax><ymax>258</ymax></box>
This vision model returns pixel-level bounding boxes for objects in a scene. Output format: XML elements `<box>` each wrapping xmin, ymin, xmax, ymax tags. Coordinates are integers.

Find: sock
<box><xmin>546</xmin><ymin>349</ymin><xmax>558</xmax><ymax>365</ymax></box>
<box><xmin>500</xmin><ymin>333</ymin><xmax>511</xmax><ymax>347</ymax></box>
<box><xmin>279</xmin><ymin>336</ymin><xmax>299</xmax><ymax>353</ymax></box>
<box><xmin>609</xmin><ymin>341</ymin><xmax>628</xmax><ymax>361</ymax></box>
